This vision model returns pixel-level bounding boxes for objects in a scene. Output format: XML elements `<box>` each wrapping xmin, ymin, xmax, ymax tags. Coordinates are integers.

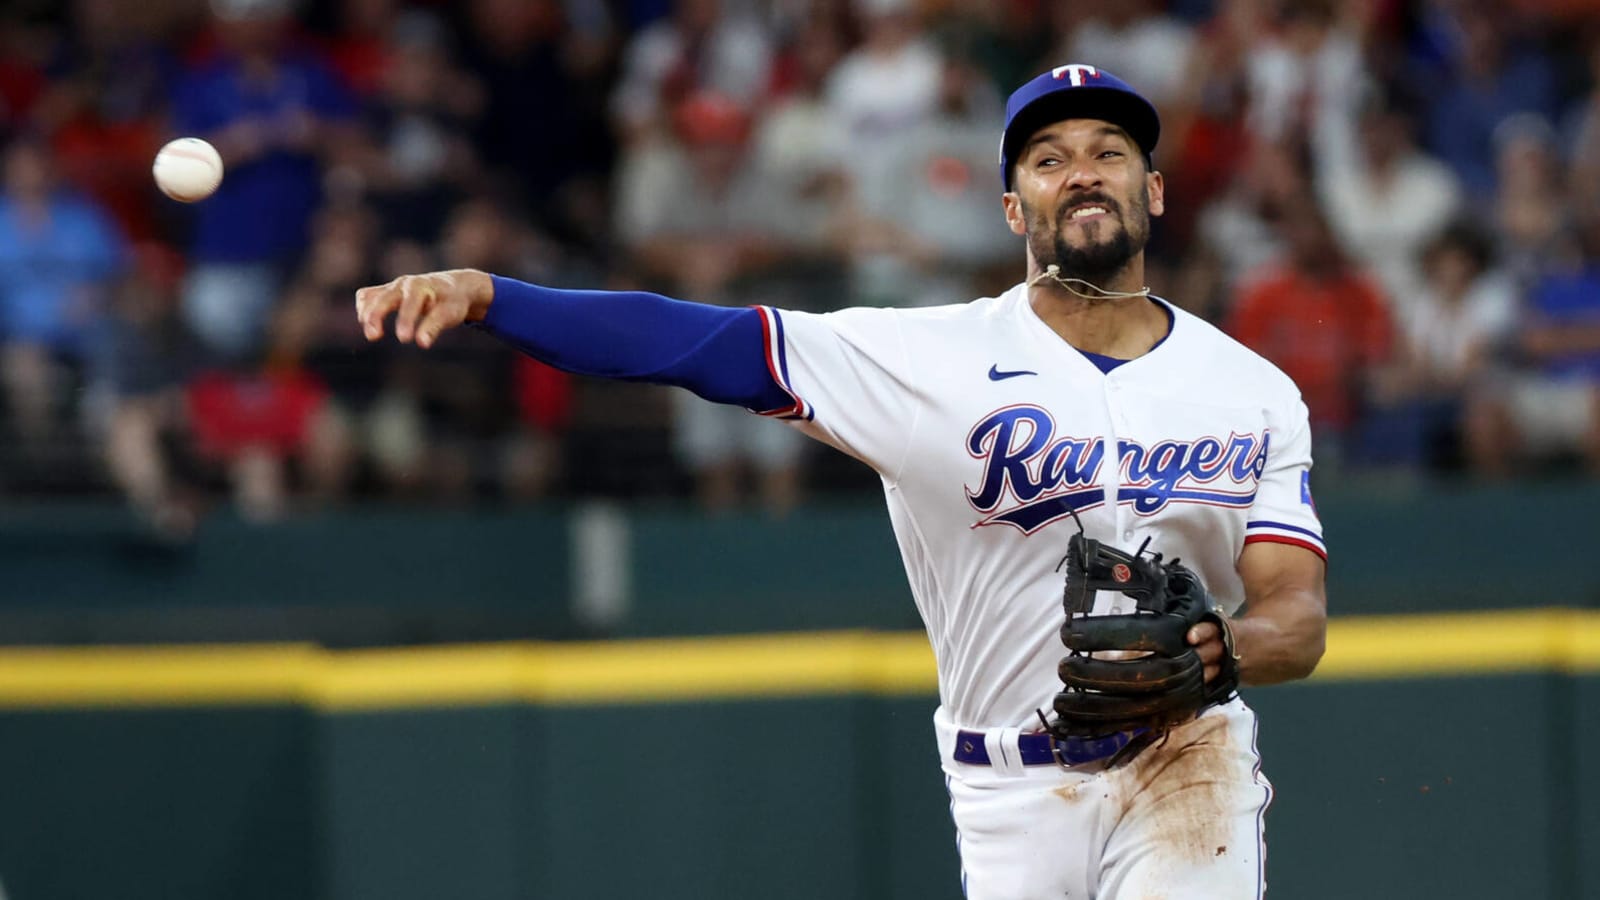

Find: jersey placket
<box><xmin>1100</xmin><ymin>374</ymin><xmax>1137</xmax><ymax>616</ymax></box>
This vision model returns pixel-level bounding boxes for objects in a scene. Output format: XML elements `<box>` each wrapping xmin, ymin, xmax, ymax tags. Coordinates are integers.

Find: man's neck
<box><xmin>1026</xmin><ymin>262</ymin><xmax>1167</xmax><ymax>358</ymax></box>
<box><xmin>1031</xmin><ymin>292</ymin><xmax>1167</xmax><ymax>358</ymax></box>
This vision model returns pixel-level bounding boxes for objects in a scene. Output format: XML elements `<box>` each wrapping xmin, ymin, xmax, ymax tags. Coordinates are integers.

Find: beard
<box><xmin>1023</xmin><ymin>184</ymin><xmax>1150</xmax><ymax>287</ymax></box>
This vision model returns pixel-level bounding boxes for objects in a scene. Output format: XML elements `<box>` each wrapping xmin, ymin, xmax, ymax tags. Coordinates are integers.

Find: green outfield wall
<box><xmin>1</xmin><ymin>612</ymin><xmax>1597</xmax><ymax>900</ymax></box>
<box><xmin>4</xmin><ymin>481</ymin><xmax>1599</xmax><ymax>647</ymax></box>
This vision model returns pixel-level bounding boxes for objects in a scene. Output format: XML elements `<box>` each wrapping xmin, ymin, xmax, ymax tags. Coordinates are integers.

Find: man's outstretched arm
<box><xmin>354</xmin><ymin>269</ymin><xmax>795</xmax><ymax>412</ymax></box>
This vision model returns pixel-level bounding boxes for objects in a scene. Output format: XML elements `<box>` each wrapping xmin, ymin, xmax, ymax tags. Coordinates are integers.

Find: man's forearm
<box><xmin>1233</xmin><ymin>590</ymin><xmax>1327</xmax><ymax>685</ymax></box>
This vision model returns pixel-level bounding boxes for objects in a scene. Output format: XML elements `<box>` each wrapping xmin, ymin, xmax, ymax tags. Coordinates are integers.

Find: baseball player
<box><xmin>355</xmin><ymin>65</ymin><xmax>1328</xmax><ymax>899</ymax></box>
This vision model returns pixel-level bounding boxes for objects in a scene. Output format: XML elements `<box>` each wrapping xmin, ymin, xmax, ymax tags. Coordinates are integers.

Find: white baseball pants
<box><xmin>935</xmin><ymin>698</ymin><xmax>1273</xmax><ymax>899</ymax></box>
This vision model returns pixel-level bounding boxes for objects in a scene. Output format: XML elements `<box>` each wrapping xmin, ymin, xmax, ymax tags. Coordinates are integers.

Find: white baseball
<box><xmin>153</xmin><ymin>137</ymin><xmax>224</xmax><ymax>203</ymax></box>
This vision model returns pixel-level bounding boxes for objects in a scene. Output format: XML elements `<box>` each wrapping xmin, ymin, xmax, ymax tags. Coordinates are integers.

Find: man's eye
<box><xmin>1038</xmin><ymin>158</ymin><xmax>1060</xmax><ymax>167</ymax></box>
<box><xmin>1099</xmin><ymin>150</ymin><xmax>1124</xmax><ymax>159</ymax></box>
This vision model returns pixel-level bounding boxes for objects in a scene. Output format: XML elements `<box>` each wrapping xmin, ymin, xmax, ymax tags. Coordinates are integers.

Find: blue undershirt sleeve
<box><xmin>478</xmin><ymin>275</ymin><xmax>793</xmax><ymax>413</ymax></box>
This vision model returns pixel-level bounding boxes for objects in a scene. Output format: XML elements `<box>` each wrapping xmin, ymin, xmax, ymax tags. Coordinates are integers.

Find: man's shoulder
<box><xmin>1167</xmin><ymin>301</ymin><xmax>1303</xmax><ymax>399</ymax></box>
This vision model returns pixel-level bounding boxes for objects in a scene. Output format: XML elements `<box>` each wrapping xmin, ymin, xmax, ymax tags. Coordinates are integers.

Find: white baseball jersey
<box><xmin>756</xmin><ymin>283</ymin><xmax>1326</xmax><ymax>730</ymax></box>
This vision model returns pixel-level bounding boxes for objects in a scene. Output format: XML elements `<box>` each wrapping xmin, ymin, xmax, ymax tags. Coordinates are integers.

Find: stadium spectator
<box><xmin>283</xmin><ymin>200</ymin><xmax>430</xmax><ymax>504</ymax></box>
<box><xmin>1415</xmin><ymin>0</ymin><xmax>1559</xmax><ymax>195</ymax></box>
<box><xmin>6</xmin><ymin>0</ymin><xmax>1600</xmax><ymax>506</ymax></box>
<box><xmin>1243</xmin><ymin>0</ymin><xmax>1368</xmax><ymax>147</ymax></box>
<box><xmin>1491</xmin><ymin>113</ymin><xmax>1571</xmax><ymax>290</ymax></box>
<box><xmin>184</xmin><ymin>303</ymin><xmax>331</xmax><ymax>523</ymax></box>
<box><xmin>1054</xmin><ymin>0</ymin><xmax>1195</xmax><ymax>108</ymax></box>
<box><xmin>350</xmin><ymin>9</ymin><xmax>484</xmax><ymax>245</ymax></box>
<box><xmin>745</xmin><ymin>16</ymin><xmax>853</xmax><ymax>313</ymax></box>
<box><xmin>824</xmin><ymin>0</ymin><xmax>941</xmax><ymax>220</ymax></box>
<box><xmin>442</xmin><ymin>195</ymin><xmax>579</xmax><ymax>504</ymax></box>
<box><xmin>320</xmin><ymin>0</ymin><xmax>402</xmax><ymax>98</ymax></box>
<box><xmin>615</xmin><ymin>91</ymin><xmax>808</xmax><ymax>512</ymax></box>
<box><xmin>848</xmin><ymin>46</ymin><xmax>1013</xmax><ymax>306</ymax></box>
<box><xmin>170</xmin><ymin>0</ymin><xmax>358</xmax><ymax>363</ymax></box>
<box><xmin>1226</xmin><ymin>202</ymin><xmax>1395</xmax><ymax>461</ymax></box>
<box><xmin>610</xmin><ymin>0</ymin><xmax>769</xmax><ymax>145</ymax></box>
<box><xmin>417</xmin><ymin>196</ymin><xmax>566</xmax><ymax>503</ymax></box>
<box><xmin>1313</xmin><ymin>88</ymin><xmax>1463</xmax><ymax>307</ymax></box>
<box><xmin>459</xmin><ymin>0</ymin><xmax>615</xmax><ymax>224</ymax></box>
<box><xmin>1190</xmin><ymin>139</ymin><xmax>1304</xmax><ymax>293</ymax></box>
<box><xmin>1358</xmin><ymin>222</ymin><xmax>1517</xmax><ymax>470</ymax></box>
<box><xmin>0</xmin><ymin>138</ymin><xmax>126</xmax><ymax>466</ymax></box>
<box><xmin>1464</xmin><ymin>216</ymin><xmax>1600</xmax><ymax>476</ymax></box>
<box><xmin>33</xmin><ymin>0</ymin><xmax>176</xmax><ymax>244</ymax></box>
<box><xmin>1151</xmin><ymin>0</ymin><xmax>1259</xmax><ymax>252</ymax></box>
<box><xmin>1566</xmin><ymin>30</ymin><xmax>1600</xmax><ymax>212</ymax></box>
<box><xmin>0</xmin><ymin>12</ymin><xmax>50</xmax><ymax>143</ymax></box>
<box><xmin>93</xmin><ymin>243</ymin><xmax>202</xmax><ymax>538</ymax></box>
<box><xmin>951</xmin><ymin>0</ymin><xmax>1053</xmax><ymax>97</ymax></box>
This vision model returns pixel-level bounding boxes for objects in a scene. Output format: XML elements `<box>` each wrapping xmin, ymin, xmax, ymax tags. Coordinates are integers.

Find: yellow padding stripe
<box><xmin>310</xmin><ymin>632</ymin><xmax>937</xmax><ymax>710</ymax></box>
<box><xmin>1314</xmin><ymin>608</ymin><xmax>1600</xmax><ymax>680</ymax></box>
<box><xmin>0</xmin><ymin>644</ymin><xmax>319</xmax><ymax>707</ymax></box>
<box><xmin>0</xmin><ymin>610</ymin><xmax>1596</xmax><ymax>710</ymax></box>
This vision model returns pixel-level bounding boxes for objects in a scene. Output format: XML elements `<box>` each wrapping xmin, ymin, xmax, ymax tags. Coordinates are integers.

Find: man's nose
<box><xmin>1064</xmin><ymin>163</ymin><xmax>1103</xmax><ymax>192</ymax></box>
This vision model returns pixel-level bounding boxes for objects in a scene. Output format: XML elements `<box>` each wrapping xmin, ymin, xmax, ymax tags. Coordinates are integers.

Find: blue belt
<box><xmin>953</xmin><ymin>729</ymin><xmax>1139</xmax><ymax>767</ymax></box>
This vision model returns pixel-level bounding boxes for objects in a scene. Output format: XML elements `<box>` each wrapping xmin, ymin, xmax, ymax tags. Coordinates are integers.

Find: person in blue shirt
<box><xmin>1465</xmin><ymin>217</ymin><xmax>1600</xmax><ymax>475</ymax></box>
<box><xmin>170</xmin><ymin>0</ymin><xmax>356</xmax><ymax>362</ymax></box>
<box><xmin>0</xmin><ymin>138</ymin><xmax>125</xmax><ymax>457</ymax></box>
<box><xmin>1414</xmin><ymin>4</ymin><xmax>1558</xmax><ymax>196</ymax></box>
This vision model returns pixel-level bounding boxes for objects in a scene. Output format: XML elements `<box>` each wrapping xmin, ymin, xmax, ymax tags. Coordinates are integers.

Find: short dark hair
<box><xmin>1425</xmin><ymin>221</ymin><xmax>1495</xmax><ymax>274</ymax></box>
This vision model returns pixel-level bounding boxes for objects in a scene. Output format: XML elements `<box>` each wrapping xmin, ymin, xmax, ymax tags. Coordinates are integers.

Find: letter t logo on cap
<box><xmin>1051</xmin><ymin>64</ymin><xmax>1100</xmax><ymax>86</ymax></box>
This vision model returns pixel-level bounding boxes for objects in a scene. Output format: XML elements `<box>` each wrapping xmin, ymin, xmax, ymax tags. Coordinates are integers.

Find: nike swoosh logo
<box><xmin>988</xmin><ymin>365</ymin><xmax>1038</xmax><ymax>381</ymax></box>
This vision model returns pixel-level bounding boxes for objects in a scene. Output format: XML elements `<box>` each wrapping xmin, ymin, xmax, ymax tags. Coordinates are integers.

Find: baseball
<box><xmin>152</xmin><ymin>137</ymin><xmax>224</xmax><ymax>203</ymax></box>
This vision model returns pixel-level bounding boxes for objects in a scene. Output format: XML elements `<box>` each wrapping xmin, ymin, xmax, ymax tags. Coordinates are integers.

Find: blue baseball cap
<box><xmin>1000</xmin><ymin>64</ymin><xmax>1160</xmax><ymax>190</ymax></box>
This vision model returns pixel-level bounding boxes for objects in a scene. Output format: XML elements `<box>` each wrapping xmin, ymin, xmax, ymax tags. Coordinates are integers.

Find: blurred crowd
<box><xmin>2</xmin><ymin>0</ymin><xmax>1599</xmax><ymax>533</ymax></box>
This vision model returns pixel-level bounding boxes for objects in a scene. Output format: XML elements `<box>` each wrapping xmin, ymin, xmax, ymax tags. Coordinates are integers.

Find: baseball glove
<box><xmin>1045</xmin><ymin>528</ymin><xmax>1240</xmax><ymax>746</ymax></box>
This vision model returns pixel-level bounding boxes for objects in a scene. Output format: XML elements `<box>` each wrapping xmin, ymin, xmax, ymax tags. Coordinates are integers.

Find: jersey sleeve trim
<box><xmin>1244</xmin><ymin>517</ymin><xmax>1327</xmax><ymax>560</ymax></box>
<box><xmin>1246</xmin><ymin>519</ymin><xmax>1323</xmax><ymax>541</ymax></box>
<box><xmin>1241</xmin><ymin>534</ymin><xmax>1331</xmax><ymax>557</ymax></box>
<box><xmin>754</xmin><ymin>306</ymin><xmax>813</xmax><ymax>421</ymax></box>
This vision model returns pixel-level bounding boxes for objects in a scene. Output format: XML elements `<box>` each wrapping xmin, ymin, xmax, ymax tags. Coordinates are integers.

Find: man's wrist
<box><xmin>463</xmin><ymin>269</ymin><xmax>495</xmax><ymax>323</ymax></box>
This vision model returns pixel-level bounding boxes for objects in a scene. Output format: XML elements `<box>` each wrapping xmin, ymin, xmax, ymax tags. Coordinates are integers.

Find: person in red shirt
<box><xmin>1226</xmin><ymin>202</ymin><xmax>1395</xmax><ymax>455</ymax></box>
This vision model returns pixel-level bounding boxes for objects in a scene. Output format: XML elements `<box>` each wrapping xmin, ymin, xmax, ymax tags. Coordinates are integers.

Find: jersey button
<box><xmin>1123</xmin><ymin>529</ymin><xmax>1135</xmax><ymax>541</ymax></box>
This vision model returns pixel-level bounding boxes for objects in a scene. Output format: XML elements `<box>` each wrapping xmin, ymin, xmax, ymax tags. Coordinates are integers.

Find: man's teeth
<box><xmin>1071</xmin><ymin>207</ymin><xmax>1107</xmax><ymax>219</ymax></box>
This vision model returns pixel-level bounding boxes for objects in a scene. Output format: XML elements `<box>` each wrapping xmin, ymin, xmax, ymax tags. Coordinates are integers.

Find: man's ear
<box><xmin>1147</xmin><ymin>170</ymin><xmax>1165</xmax><ymax>218</ymax></box>
<box><xmin>1002</xmin><ymin>192</ymin><xmax>1026</xmax><ymax>236</ymax></box>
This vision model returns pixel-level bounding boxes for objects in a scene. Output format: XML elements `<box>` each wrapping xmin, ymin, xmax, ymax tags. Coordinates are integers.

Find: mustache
<box><xmin>1056</xmin><ymin>194</ymin><xmax>1121</xmax><ymax>220</ymax></box>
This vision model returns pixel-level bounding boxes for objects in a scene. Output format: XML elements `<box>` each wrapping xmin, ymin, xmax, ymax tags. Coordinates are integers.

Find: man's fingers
<box><xmin>413</xmin><ymin>299</ymin><xmax>462</xmax><ymax>349</ymax></box>
<box><xmin>355</xmin><ymin>281</ymin><xmax>401</xmax><ymax>341</ymax></box>
<box><xmin>356</xmin><ymin>271</ymin><xmax>477</xmax><ymax>346</ymax></box>
<box><xmin>1189</xmin><ymin>621</ymin><xmax>1223</xmax><ymax>670</ymax></box>
<box><xmin>394</xmin><ymin>277</ymin><xmax>435</xmax><ymax>343</ymax></box>
<box><xmin>1203</xmin><ymin>663</ymin><xmax>1220</xmax><ymax>684</ymax></box>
